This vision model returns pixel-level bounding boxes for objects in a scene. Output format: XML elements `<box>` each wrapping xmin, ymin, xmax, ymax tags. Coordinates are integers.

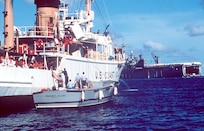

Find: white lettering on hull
<box><xmin>95</xmin><ymin>71</ymin><xmax>115</xmax><ymax>80</ymax></box>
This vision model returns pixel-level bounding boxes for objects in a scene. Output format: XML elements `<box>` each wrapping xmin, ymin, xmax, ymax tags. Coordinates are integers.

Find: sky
<box><xmin>1</xmin><ymin>0</ymin><xmax>204</xmax><ymax>71</ymax></box>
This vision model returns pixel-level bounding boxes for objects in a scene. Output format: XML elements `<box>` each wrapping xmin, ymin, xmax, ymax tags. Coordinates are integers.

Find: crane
<box><xmin>151</xmin><ymin>52</ymin><xmax>160</xmax><ymax>64</ymax></box>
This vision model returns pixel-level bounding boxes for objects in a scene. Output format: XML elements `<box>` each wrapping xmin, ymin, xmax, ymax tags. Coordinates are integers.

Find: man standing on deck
<box><xmin>62</xmin><ymin>68</ymin><xmax>69</xmax><ymax>88</ymax></box>
<box><xmin>75</xmin><ymin>73</ymin><xmax>81</xmax><ymax>88</ymax></box>
<box><xmin>81</xmin><ymin>72</ymin><xmax>87</xmax><ymax>88</ymax></box>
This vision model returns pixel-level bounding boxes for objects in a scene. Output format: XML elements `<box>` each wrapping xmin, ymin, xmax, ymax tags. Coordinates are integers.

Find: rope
<box><xmin>102</xmin><ymin>0</ymin><xmax>112</xmax><ymax>28</ymax></box>
<box><xmin>93</xmin><ymin>1</ymin><xmax>107</xmax><ymax>27</ymax></box>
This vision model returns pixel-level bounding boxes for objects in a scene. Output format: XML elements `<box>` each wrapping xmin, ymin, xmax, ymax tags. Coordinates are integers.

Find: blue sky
<box><xmin>1</xmin><ymin>0</ymin><xmax>204</xmax><ymax>71</ymax></box>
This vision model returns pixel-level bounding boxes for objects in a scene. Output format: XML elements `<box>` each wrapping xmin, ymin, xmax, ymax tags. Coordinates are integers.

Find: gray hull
<box><xmin>33</xmin><ymin>86</ymin><xmax>118</xmax><ymax>108</ymax></box>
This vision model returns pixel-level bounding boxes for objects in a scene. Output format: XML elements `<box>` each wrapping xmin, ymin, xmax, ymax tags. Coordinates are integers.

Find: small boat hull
<box><xmin>33</xmin><ymin>86</ymin><xmax>117</xmax><ymax>108</ymax></box>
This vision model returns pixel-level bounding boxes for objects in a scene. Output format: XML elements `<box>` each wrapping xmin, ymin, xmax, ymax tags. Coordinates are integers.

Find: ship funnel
<box><xmin>34</xmin><ymin>0</ymin><xmax>60</xmax><ymax>37</ymax></box>
<box><xmin>3</xmin><ymin>0</ymin><xmax>14</xmax><ymax>50</ymax></box>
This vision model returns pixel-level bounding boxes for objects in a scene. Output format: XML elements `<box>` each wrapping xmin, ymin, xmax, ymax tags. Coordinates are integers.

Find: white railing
<box><xmin>14</xmin><ymin>26</ymin><xmax>55</xmax><ymax>37</ymax></box>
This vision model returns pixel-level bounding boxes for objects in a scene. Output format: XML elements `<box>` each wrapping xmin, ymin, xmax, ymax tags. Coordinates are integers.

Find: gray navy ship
<box><xmin>120</xmin><ymin>51</ymin><xmax>202</xmax><ymax>79</ymax></box>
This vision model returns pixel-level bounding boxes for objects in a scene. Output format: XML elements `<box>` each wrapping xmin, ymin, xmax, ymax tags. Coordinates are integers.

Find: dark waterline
<box><xmin>0</xmin><ymin>78</ymin><xmax>204</xmax><ymax>130</ymax></box>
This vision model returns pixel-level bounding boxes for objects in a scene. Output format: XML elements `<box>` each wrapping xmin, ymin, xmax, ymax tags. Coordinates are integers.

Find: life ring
<box><xmin>68</xmin><ymin>35</ymin><xmax>73</xmax><ymax>41</ymax></box>
<box><xmin>36</xmin><ymin>39</ymin><xmax>44</xmax><ymax>49</ymax></box>
<box><xmin>40</xmin><ymin>87</ymin><xmax>48</xmax><ymax>92</ymax></box>
<box><xmin>64</xmin><ymin>35</ymin><xmax>73</xmax><ymax>45</ymax></box>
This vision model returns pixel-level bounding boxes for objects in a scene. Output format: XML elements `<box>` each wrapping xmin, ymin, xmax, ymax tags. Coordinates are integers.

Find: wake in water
<box><xmin>119</xmin><ymin>79</ymin><xmax>139</xmax><ymax>92</ymax></box>
<box><xmin>126</xmin><ymin>89</ymin><xmax>139</xmax><ymax>92</ymax></box>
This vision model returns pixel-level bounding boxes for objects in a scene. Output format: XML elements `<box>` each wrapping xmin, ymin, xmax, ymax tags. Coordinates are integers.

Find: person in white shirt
<box><xmin>58</xmin><ymin>74</ymin><xmax>63</xmax><ymax>88</ymax></box>
<box><xmin>67</xmin><ymin>79</ymin><xmax>74</xmax><ymax>88</ymax></box>
<box><xmin>75</xmin><ymin>73</ymin><xmax>81</xmax><ymax>88</ymax></box>
<box><xmin>81</xmin><ymin>72</ymin><xmax>87</xmax><ymax>88</ymax></box>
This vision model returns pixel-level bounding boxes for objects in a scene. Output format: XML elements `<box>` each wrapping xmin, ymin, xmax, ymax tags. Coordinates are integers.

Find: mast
<box><xmin>85</xmin><ymin>0</ymin><xmax>90</xmax><ymax>15</ymax></box>
<box><xmin>3</xmin><ymin>0</ymin><xmax>14</xmax><ymax>50</ymax></box>
<box><xmin>85</xmin><ymin>0</ymin><xmax>93</xmax><ymax>33</ymax></box>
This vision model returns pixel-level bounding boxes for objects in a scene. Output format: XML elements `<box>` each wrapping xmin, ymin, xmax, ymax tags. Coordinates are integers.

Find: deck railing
<box><xmin>14</xmin><ymin>26</ymin><xmax>55</xmax><ymax>38</ymax></box>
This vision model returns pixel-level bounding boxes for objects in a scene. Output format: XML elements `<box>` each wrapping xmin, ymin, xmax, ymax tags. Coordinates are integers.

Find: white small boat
<box><xmin>33</xmin><ymin>86</ymin><xmax>118</xmax><ymax>108</ymax></box>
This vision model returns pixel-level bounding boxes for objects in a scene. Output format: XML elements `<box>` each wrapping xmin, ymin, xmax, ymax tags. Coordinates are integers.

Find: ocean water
<box><xmin>0</xmin><ymin>78</ymin><xmax>204</xmax><ymax>131</ymax></box>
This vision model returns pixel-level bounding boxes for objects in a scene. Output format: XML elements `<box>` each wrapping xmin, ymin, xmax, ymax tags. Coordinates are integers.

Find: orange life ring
<box><xmin>40</xmin><ymin>87</ymin><xmax>48</xmax><ymax>92</ymax></box>
<box><xmin>67</xmin><ymin>35</ymin><xmax>72</xmax><ymax>41</ymax></box>
<box><xmin>64</xmin><ymin>35</ymin><xmax>73</xmax><ymax>45</ymax></box>
<box><xmin>36</xmin><ymin>39</ymin><xmax>44</xmax><ymax>49</ymax></box>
